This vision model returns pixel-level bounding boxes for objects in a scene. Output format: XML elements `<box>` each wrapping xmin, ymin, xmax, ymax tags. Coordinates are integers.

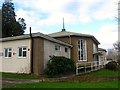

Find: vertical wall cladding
<box><xmin>33</xmin><ymin>37</ymin><xmax>44</xmax><ymax>75</ymax></box>
<box><xmin>71</xmin><ymin>37</ymin><xmax>78</xmax><ymax>64</ymax></box>
<box><xmin>86</xmin><ymin>37</ymin><xmax>94</xmax><ymax>62</ymax></box>
<box><xmin>55</xmin><ymin>37</ymin><xmax>71</xmax><ymax>44</ymax></box>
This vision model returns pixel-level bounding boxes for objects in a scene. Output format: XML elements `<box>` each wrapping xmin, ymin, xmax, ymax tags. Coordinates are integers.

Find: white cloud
<box><xmin>13</xmin><ymin>0</ymin><xmax>119</xmax><ymax>25</ymax></box>
<box><xmin>93</xmin><ymin>24</ymin><xmax>118</xmax><ymax>49</ymax></box>
<box><xmin>93</xmin><ymin>0</ymin><xmax>118</xmax><ymax>20</ymax></box>
<box><xmin>11</xmin><ymin>0</ymin><xmax>119</xmax><ymax>49</ymax></box>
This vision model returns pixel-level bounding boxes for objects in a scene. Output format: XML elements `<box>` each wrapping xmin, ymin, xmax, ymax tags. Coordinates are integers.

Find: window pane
<box><xmin>55</xmin><ymin>45</ymin><xmax>60</xmax><ymax>51</ymax></box>
<box><xmin>23</xmin><ymin>48</ymin><xmax>26</xmax><ymax>50</ymax></box>
<box><xmin>65</xmin><ymin>48</ymin><xmax>68</xmax><ymax>52</ymax></box>
<box><xmin>19</xmin><ymin>48</ymin><xmax>22</xmax><ymax>57</ymax></box>
<box><xmin>5</xmin><ymin>49</ymin><xmax>8</xmax><ymax>57</ymax></box>
<box><xmin>78</xmin><ymin>39</ymin><xmax>87</xmax><ymax>61</ymax></box>
<box><xmin>8</xmin><ymin>52</ymin><xmax>12</xmax><ymax>57</ymax></box>
<box><xmin>23</xmin><ymin>51</ymin><xmax>26</xmax><ymax>57</ymax></box>
<box><xmin>9</xmin><ymin>48</ymin><xmax>12</xmax><ymax>51</ymax></box>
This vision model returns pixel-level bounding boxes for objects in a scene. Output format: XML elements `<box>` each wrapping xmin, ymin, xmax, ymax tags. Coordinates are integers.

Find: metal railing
<box><xmin>76</xmin><ymin>61</ymin><xmax>105</xmax><ymax>75</ymax></box>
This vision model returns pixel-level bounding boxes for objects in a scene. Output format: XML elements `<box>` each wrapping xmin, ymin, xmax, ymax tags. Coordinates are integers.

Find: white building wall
<box><xmin>0</xmin><ymin>39</ymin><xmax>31</xmax><ymax>73</ymax></box>
<box><xmin>0</xmin><ymin>42</ymin><xmax>2</xmax><ymax>72</ymax></box>
<box><xmin>44</xmin><ymin>40</ymin><xmax>71</xmax><ymax>68</ymax></box>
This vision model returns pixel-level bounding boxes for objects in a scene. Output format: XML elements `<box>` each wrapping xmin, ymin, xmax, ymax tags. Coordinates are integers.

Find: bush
<box><xmin>105</xmin><ymin>61</ymin><xmax>118</xmax><ymax>71</ymax></box>
<box><xmin>44</xmin><ymin>56</ymin><xmax>75</xmax><ymax>77</ymax></box>
<box><xmin>117</xmin><ymin>59</ymin><xmax>120</xmax><ymax>65</ymax></box>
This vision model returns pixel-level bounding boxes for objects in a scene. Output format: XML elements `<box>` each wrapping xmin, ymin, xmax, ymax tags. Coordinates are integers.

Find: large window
<box><xmin>93</xmin><ymin>43</ymin><xmax>97</xmax><ymax>53</ymax></box>
<box><xmin>78</xmin><ymin>39</ymin><xmax>87</xmax><ymax>61</ymax></box>
<box><xmin>18</xmin><ymin>47</ymin><xmax>27</xmax><ymax>57</ymax></box>
<box><xmin>4</xmin><ymin>48</ymin><xmax>12</xmax><ymax>58</ymax></box>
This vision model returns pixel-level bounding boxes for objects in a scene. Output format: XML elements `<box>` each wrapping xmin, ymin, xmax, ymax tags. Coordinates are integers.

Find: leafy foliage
<box><xmin>1</xmin><ymin>1</ymin><xmax>26</xmax><ymax>38</ymax></box>
<box><xmin>44</xmin><ymin>56</ymin><xmax>75</xmax><ymax>77</ymax></box>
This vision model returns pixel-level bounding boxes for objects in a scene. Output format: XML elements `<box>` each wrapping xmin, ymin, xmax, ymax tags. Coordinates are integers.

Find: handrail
<box><xmin>76</xmin><ymin>61</ymin><xmax>105</xmax><ymax>75</ymax></box>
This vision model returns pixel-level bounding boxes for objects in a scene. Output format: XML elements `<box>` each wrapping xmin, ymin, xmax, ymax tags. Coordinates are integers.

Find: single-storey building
<box><xmin>0</xmin><ymin>32</ymin><xmax>72</xmax><ymax>75</ymax></box>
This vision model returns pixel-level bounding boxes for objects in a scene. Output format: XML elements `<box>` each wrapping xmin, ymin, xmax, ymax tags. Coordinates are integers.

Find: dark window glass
<box><xmin>23</xmin><ymin>51</ymin><xmax>26</xmax><ymax>57</ymax></box>
<box><xmin>19</xmin><ymin>48</ymin><xmax>22</xmax><ymax>57</ymax></box>
<box><xmin>5</xmin><ymin>49</ymin><xmax>8</xmax><ymax>57</ymax></box>
<box><xmin>65</xmin><ymin>48</ymin><xmax>68</xmax><ymax>52</ymax></box>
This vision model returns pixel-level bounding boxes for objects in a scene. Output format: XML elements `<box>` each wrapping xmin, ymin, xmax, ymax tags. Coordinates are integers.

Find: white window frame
<box><xmin>78</xmin><ymin>39</ymin><xmax>87</xmax><ymax>61</ymax></box>
<box><xmin>55</xmin><ymin>45</ymin><xmax>61</xmax><ymax>51</ymax></box>
<box><xmin>93</xmin><ymin>43</ymin><xmax>97</xmax><ymax>53</ymax></box>
<box><xmin>4</xmin><ymin>48</ymin><xmax>12</xmax><ymax>58</ymax></box>
<box><xmin>18</xmin><ymin>47</ymin><xmax>27</xmax><ymax>58</ymax></box>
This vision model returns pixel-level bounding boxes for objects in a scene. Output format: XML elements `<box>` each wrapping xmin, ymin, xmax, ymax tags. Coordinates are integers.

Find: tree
<box><xmin>113</xmin><ymin>41</ymin><xmax>120</xmax><ymax>52</ymax></box>
<box><xmin>1</xmin><ymin>0</ymin><xmax>26</xmax><ymax>38</ymax></box>
<box><xmin>113</xmin><ymin>41</ymin><xmax>120</xmax><ymax>64</ymax></box>
<box><xmin>107</xmin><ymin>49</ymin><xmax>118</xmax><ymax>61</ymax></box>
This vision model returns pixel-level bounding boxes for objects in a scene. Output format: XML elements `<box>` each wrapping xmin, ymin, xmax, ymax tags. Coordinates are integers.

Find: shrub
<box><xmin>44</xmin><ymin>56</ymin><xmax>75</xmax><ymax>77</ymax></box>
<box><xmin>105</xmin><ymin>61</ymin><xmax>118</xmax><ymax>71</ymax></box>
<box><xmin>117</xmin><ymin>59</ymin><xmax>120</xmax><ymax>65</ymax></box>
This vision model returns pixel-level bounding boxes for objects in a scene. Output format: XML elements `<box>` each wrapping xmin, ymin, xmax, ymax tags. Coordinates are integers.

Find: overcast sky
<box><xmin>0</xmin><ymin>0</ymin><xmax>119</xmax><ymax>50</ymax></box>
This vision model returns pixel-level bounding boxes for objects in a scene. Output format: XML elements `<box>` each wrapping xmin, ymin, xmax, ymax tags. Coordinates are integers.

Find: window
<box><xmin>18</xmin><ymin>47</ymin><xmax>27</xmax><ymax>57</ymax></box>
<box><xmin>65</xmin><ymin>47</ymin><xmax>68</xmax><ymax>52</ymax></box>
<box><xmin>55</xmin><ymin>45</ymin><xmax>61</xmax><ymax>51</ymax></box>
<box><xmin>4</xmin><ymin>48</ymin><xmax>12</xmax><ymax>58</ymax></box>
<box><xmin>93</xmin><ymin>43</ymin><xmax>97</xmax><ymax>53</ymax></box>
<box><xmin>78</xmin><ymin>39</ymin><xmax>87</xmax><ymax>61</ymax></box>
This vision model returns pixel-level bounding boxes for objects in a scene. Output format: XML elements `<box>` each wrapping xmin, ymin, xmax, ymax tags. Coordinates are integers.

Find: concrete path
<box><xmin>1</xmin><ymin>78</ymin><xmax>40</xmax><ymax>84</ymax></box>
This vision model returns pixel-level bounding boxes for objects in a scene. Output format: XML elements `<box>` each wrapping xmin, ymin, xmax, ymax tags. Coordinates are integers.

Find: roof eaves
<box><xmin>36</xmin><ymin>33</ymin><xmax>73</xmax><ymax>47</ymax></box>
<box><xmin>0</xmin><ymin>35</ymin><xmax>30</xmax><ymax>42</ymax></box>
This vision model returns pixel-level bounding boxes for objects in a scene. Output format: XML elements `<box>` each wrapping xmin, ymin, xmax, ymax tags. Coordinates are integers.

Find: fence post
<box><xmin>91</xmin><ymin>62</ymin><xmax>93</xmax><ymax>71</ymax></box>
<box><xmin>85</xmin><ymin>63</ymin><xmax>86</xmax><ymax>73</ymax></box>
<box><xmin>76</xmin><ymin>63</ymin><xmax>78</xmax><ymax>75</ymax></box>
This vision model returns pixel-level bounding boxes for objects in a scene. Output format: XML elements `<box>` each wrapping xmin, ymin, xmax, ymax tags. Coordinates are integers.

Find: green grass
<box><xmin>83</xmin><ymin>69</ymin><xmax>119</xmax><ymax>77</ymax></box>
<box><xmin>2</xmin><ymin>69</ymin><xmax>119</xmax><ymax>88</ymax></box>
<box><xmin>1</xmin><ymin>72</ymin><xmax>39</xmax><ymax>79</ymax></box>
<box><xmin>4</xmin><ymin>80</ymin><xmax>119</xmax><ymax>88</ymax></box>
<box><xmin>1</xmin><ymin>69</ymin><xmax>119</xmax><ymax>79</ymax></box>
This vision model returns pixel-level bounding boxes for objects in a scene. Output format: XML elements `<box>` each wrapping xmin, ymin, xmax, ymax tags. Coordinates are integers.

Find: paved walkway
<box><xmin>1</xmin><ymin>78</ymin><xmax>40</xmax><ymax>84</ymax></box>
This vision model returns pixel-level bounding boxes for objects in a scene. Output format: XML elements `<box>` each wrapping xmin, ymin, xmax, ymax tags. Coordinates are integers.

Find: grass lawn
<box><xmin>1</xmin><ymin>72</ymin><xmax>39</xmax><ymax>79</ymax></box>
<box><xmin>1</xmin><ymin>69</ymin><xmax>120</xmax><ymax>88</ymax></box>
<box><xmin>83</xmin><ymin>69</ymin><xmax>119</xmax><ymax>77</ymax></box>
<box><xmin>4</xmin><ymin>81</ymin><xmax>119</xmax><ymax>88</ymax></box>
<box><xmin>1</xmin><ymin>69</ymin><xmax>119</xmax><ymax>79</ymax></box>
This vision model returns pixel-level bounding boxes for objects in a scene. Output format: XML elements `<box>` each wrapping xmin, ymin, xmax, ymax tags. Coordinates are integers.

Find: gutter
<box><xmin>30</xmin><ymin>27</ymin><xmax>34</xmax><ymax>74</ymax></box>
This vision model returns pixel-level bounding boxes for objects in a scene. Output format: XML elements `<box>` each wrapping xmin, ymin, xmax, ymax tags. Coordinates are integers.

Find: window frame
<box><xmin>18</xmin><ymin>47</ymin><xmax>27</xmax><ymax>58</ymax></box>
<box><xmin>65</xmin><ymin>47</ymin><xmax>68</xmax><ymax>53</ymax></box>
<box><xmin>78</xmin><ymin>39</ymin><xmax>87</xmax><ymax>62</ymax></box>
<box><xmin>93</xmin><ymin>43</ymin><xmax>97</xmax><ymax>53</ymax></box>
<box><xmin>55</xmin><ymin>45</ymin><xmax>61</xmax><ymax>51</ymax></box>
<box><xmin>4</xmin><ymin>48</ymin><xmax>12</xmax><ymax>58</ymax></box>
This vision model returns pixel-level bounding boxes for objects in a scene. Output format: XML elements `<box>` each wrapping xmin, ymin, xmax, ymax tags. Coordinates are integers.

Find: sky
<box><xmin>0</xmin><ymin>0</ymin><xmax>119</xmax><ymax>50</ymax></box>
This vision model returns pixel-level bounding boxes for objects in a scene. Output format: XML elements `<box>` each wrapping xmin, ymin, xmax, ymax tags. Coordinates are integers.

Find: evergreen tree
<box><xmin>2</xmin><ymin>0</ymin><xmax>26</xmax><ymax>38</ymax></box>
